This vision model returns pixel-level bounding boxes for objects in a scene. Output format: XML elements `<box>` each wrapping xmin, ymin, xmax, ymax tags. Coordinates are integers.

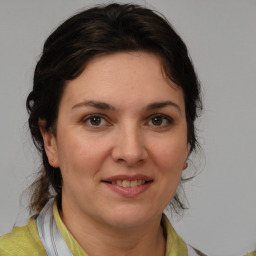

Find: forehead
<box><xmin>61</xmin><ymin>51</ymin><xmax>184</xmax><ymax>111</ymax></box>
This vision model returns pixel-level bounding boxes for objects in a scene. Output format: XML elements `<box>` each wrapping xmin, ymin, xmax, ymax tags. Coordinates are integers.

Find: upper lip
<box><xmin>102</xmin><ymin>174</ymin><xmax>153</xmax><ymax>182</ymax></box>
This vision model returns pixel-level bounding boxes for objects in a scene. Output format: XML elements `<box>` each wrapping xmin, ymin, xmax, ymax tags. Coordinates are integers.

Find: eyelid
<box><xmin>149</xmin><ymin>113</ymin><xmax>173</xmax><ymax>120</ymax></box>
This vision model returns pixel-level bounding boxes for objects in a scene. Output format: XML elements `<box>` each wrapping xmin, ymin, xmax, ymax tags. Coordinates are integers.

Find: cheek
<box><xmin>57</xmin><ymin>140</ymin><xmax>98</xmax><ymax>196</ymax></box>
<box><xmin>56</xmin><ymin>133</ymin><xmax>109</xmax><ymax>178</ymax></box>
<box><xmin>150</xmin><ymin>137</ymin><xmax>188</xmax><ymax>170</ymax></box>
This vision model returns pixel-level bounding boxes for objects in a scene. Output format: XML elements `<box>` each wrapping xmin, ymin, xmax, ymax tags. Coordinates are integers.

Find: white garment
<box><xmin>37</xmin><ymin>199</ymin><xmax>73</xmax><ymax>256</ymax></box>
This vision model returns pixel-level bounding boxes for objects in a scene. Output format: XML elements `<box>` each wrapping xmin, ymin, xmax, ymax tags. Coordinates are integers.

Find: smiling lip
<box><xmin>103</xmin><ymin>174</ymin><xmax>153</xmax><ymax>182</ymax></box>
<box><xmin>102</xmin><ymin>174</ymin><xmax>153</xmax><ymax>197</ymax></box>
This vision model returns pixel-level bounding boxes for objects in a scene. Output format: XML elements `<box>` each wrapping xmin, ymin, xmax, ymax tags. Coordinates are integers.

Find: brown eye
<box><xmin>151</xmin><ymin>116</ymin><xmax>164</xmax><ymax>126</ymax></box>
<box><xmin>89</xmin><ymin>116</ymin><xmax>102</xmax><ymax>126</ymax></box>
<box><xmin>83</xmin><ymin>115</ymin><xmax>107</xmax><ymax>127</ymax></box>
<box><xmin>147</xmin><ymin>114</ymin><xmax>172</xmax><ymax>128</ymax></box>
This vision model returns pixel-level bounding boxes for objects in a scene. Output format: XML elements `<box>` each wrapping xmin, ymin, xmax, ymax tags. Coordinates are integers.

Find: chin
<box><xmin>101</xmin><ymin>206</ymin><xmax>159</xmax><ymax>229</ymax></box>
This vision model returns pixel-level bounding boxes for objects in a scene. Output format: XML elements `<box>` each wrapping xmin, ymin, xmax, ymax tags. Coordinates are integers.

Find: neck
<box><xmin>60</xmin><ymin>202</ymin><xmax>166</xmax><ymax>256</ymax></box>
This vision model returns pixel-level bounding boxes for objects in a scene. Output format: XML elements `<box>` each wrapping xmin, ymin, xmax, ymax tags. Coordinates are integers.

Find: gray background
<box><xmin>0</xmin><ymin>1</ymin><xmax>255</xmax><ymax>255</ymax></box>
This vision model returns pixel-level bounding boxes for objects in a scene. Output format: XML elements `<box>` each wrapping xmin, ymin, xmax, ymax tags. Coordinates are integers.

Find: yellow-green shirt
<box><xmin>0</xmin><ymin>203</ymin><xmax>187</xmax><ymax>256</ymax></box>
<box><xmin>1</xmin><ymin>210</ymin><xmax>255</xmax><ymax>256</ymax></box>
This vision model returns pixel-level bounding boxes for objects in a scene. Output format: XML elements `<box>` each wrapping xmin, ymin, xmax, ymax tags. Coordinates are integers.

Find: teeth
<box><xmin>111</xmin><ymin>180</ymin><xmax>148</xmax><ymax>187</ymax></box>
<box><xmin>130</xmin><ymin>180</ymin><xmax>137</xmax><ymax>187</ymax></box>
<box><xmin>117</xmin><ymin>180</ymin><xmax>122</xmax><ymax>186</ymax></box>
<box><xmin>123</xmin><ymin>180</ymin><xmax>129</xmax><ymax>187</ymax></box>
<box><xmin>117</xmin><ymin>180</ymin><xmax>123</xmax><ymax>186</ymax></box>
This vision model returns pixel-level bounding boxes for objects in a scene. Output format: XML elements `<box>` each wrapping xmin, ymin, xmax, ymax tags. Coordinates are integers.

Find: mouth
<box><xmin>102</xmin><ymin>175</ymin><xmax>153</xmax><ymax>197</ymax></box>
<box><xmin>103</xmin><ymin>179</ymin><xmax>153</xmax><ymax>188</ymax></box>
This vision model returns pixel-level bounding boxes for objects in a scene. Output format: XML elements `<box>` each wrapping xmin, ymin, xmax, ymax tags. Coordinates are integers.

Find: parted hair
<box><xmin>26</xmin><ymin>3</ymin><xmax>202</xmax><ymax>214</ymax></box>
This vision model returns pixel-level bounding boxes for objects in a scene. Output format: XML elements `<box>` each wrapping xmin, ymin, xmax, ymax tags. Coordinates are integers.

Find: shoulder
<box><xmin>0</xmin><ymin>217</ymin><xmax>46</xmax><ymax>256</ymax></box>
<box><xmin>244</xmin><ymin>251</ymin><xmax>256</xmax><ymax>256</ymax></box>
<box><xmin>162</xmin><ymin>214</ymin><xmax>207</xmax><ymax>256</ymax></box>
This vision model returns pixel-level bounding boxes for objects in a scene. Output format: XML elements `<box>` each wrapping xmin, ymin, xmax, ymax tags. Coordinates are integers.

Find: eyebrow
<box><xmin>72</xmin><ymin>100</ymin><xmax>181</xmax><ymax>113</ymax></box>
<box><xmin>145</xmin><ymin>101</ymin><xmax>181</xmax><ymax>113</ymax></box>
<box><xmin>72</xmin><ymin>100</ymin><xmax>116</xmax><ymax>110</ymax></box>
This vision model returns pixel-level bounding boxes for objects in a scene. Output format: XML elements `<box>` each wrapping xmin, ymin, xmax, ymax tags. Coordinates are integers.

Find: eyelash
<box><xmin>82</xmin><ymin>114</ymin><xmax>173</xmax><ymax>128</ymax></box>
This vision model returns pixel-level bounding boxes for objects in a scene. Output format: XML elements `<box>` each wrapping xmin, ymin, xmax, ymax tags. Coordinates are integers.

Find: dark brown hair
<box><xmin>26</xmin><ymin>3</ymin><xmax>202</xmax><ymax>214</ymax></box>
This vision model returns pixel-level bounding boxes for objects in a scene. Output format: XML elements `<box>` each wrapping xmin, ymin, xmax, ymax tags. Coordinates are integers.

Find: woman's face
<box><xmin>43</xmin><ymin>51</ymin><xmax>189</xmax><ymax>229</ymax></box>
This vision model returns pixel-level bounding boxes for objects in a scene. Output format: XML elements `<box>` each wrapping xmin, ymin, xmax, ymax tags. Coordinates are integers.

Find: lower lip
<box><xmin>103</xmin><ymin>182</ymin><xmax>152</xmax><ymax>197</ymax></box>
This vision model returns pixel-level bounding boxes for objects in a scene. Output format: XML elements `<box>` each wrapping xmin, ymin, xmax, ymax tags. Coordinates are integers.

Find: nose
<box><xmin>111</xmin><ymin>125</ymin><xmax>148</xmax><ymax>167</ymax></box>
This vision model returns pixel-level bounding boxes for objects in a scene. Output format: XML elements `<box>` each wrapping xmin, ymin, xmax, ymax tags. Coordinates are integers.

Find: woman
<box><xmin>0</xmin><ymin>3</ymin><xmax>206</xmax><ymax>255</ymax></box>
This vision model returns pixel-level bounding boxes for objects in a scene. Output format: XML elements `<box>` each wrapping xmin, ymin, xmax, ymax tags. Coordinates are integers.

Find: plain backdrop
<box><xmin>0</xmin><ymin>1</ymin><xmax>255</xmax><ymax>255</ymax></box>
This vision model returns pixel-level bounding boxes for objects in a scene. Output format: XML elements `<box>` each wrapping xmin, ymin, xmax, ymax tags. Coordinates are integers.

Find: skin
<box><xmin>40</xmin><ymin>51</ymin><xmax>190</xmax><ymax>256</ymax></box>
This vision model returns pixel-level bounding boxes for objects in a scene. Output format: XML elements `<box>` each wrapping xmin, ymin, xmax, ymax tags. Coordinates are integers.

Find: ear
<box><xmin>38</xmin><ymin>119</ymin><xmax>59</xmax><ymax>168</ymax></box>
<box><xmin>182</xmin><ymin>143</ymin><xmax>191</xmax><ymax>170</ymax></box>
